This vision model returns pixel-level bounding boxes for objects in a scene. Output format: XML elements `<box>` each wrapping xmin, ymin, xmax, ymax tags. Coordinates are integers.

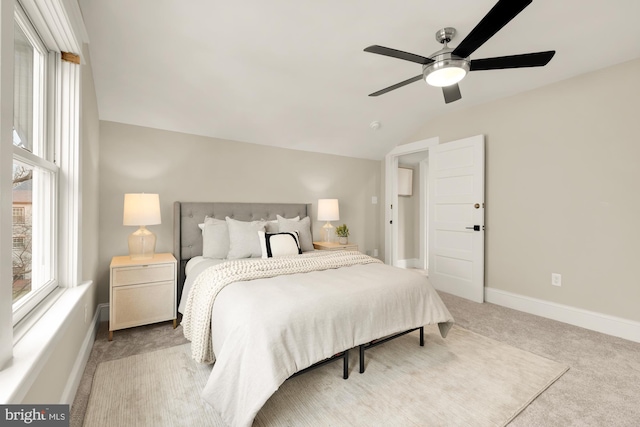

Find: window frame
<box><xmin>11</xmin><ymin>0</ymin><xmax>60</xmax><ymax>325</ymax></box>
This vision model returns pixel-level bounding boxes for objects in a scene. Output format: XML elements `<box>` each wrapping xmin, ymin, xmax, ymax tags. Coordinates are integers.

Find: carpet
<box><xmin>83</xmin><ymin>325</ymin><xmax>568</xmax><ymax>427</ymax></box>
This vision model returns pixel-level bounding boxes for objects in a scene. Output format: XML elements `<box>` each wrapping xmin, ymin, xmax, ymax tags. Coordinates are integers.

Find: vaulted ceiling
<box><xmin>79</xmin><ymin>0</ymin><xmax>640</xmax><ymax>160</ymax></box>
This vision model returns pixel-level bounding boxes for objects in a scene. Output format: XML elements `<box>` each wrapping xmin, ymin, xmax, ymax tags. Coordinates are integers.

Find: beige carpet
<box><xmin>83</xmin><ymin>325</ymin><xmax>568</xmax><ymax>427</ymax></box>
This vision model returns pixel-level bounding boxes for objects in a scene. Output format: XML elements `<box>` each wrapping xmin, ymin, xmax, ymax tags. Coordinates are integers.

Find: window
<box><xmin>11</xmin><ymin>2</ymin><xmax>58</xmax><ymax>319</ymax></box>
<box><xmin>12</xmin><ymin>207</ymin><xmax>24</xmax><ymax>223</ymax></box>
<box><xmin>12</xmin><ymin>236</ymin><xmax>25</xmax><ymax>249</ymax></box>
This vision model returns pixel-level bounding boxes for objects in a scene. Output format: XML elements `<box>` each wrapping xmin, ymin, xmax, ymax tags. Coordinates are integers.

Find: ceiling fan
<box><xmin>364</xmin><ymin>0</ymin><xmax>555</xmax><ymax>103</ymax></box>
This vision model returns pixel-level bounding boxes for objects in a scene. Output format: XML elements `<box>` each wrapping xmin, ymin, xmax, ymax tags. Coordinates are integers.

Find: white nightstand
<box><xmin>109</xmin><ymin>253</ymin><xmax>177</xmax><ymax>341</ymax></box>
<box><xmin>313</xmin><ymin>241</ymin><xmax>359</xmax><ymax>252</ymax></box>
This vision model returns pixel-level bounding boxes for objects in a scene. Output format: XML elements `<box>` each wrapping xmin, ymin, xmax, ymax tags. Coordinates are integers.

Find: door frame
<box><xmin>384</xmin><ymin>137</ymin><xmax>439</xmax><ymax>266</ymax></box>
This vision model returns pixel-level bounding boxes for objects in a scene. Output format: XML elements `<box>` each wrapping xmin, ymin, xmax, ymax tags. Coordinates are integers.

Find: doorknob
<box><xmin>465</xmin><ymin>225</ymin><xmax>481</xmax><ymax>231</ymax></box>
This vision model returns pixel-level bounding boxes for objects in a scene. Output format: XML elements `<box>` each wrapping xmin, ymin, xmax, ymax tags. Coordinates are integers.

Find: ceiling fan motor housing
<box><xmin>435</xmin><ymin>27</ymin><xmax>457</xmax><ymax>44</ymax></box>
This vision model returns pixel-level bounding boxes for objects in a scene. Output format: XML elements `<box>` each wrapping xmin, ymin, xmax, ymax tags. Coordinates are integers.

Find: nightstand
<box><xmin>313</xmin><ymin>241</ymin><xmax>359</xmax><ymax>252</ymax></box>
<box><xmin>109</xmin><ymin>253</ymin><xmax>177</xmax><ymax>341</ymax></box>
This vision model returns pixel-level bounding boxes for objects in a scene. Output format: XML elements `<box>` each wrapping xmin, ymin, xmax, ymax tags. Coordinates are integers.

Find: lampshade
<box><xmin>317</xmin><ymin>199</ymin><xmax>339</xmax><ymax>221</ymax></box>
<box><xmin>123</xmin><ymin>193</ymin><xmax>161</xmax><ymax>226</ymax></box>
<box><xmin>318</xmin><ymin>199</ymin><xmax>339</xmax><ymax>243</ymax></box>
<box><xmin>123</xmin><ymin>193</ymin><xmax>161</xmax><ymax>260</ymax></box>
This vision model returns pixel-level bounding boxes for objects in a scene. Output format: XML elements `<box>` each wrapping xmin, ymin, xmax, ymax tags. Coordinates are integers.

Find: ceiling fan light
<box><xmin>423</xmin><ymin>58</ymin><xmax>470</xmax><ymax>87</ymax></box>
<box><xmin>425</xmin><ymin>67</ymin><xmax>466</xmax><ymax>87</ymax></box>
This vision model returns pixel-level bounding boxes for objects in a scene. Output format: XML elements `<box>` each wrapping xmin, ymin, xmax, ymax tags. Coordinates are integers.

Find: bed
<box><xmin>173</xmin><ymin>201</ymin><xmax>454</xmax><ymax>427</ymax></box>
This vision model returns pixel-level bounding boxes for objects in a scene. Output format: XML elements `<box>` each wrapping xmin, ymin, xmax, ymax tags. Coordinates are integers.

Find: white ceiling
<box><xmin>78</xmin><ymin>0</ymin><xmax>640</xmax><ymax>160</ymax></box>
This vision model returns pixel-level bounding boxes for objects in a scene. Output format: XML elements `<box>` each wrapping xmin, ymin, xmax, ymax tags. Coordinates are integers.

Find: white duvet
<box><xmin>186</xmin><ymin>255</ymin><xmax>454</xmax><ymax>427</ymax></box>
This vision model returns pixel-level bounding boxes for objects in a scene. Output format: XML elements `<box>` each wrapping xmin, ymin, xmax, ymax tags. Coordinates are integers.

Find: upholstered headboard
<box><xmin>173</xmin><ymin>201</ymin><xmax>312</xmax><ymax>305</ymax></box>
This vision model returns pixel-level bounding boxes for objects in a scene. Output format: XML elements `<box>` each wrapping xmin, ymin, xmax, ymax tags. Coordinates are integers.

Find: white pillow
<box><xmin>202</xmin><ymin>220</ymin><xmax>230</xmax><ymax>259</ymax></box>
<box><xmin>226</xmin><ymin>217</ymin><xmax>267</xmax><ymax>259</ymax></box>
<box><xmin>265</xmin><ymin>216</ymin><xmax>300</xmax><ymax>233</ymax></box>
<box><xmin>198</xmin><ymin>215</ymin><xmax>221</xmax><ymax>231</ymax></box>
<box><xmin>258</xmin><ymin>231</ymin><xmax>301</xmax><ymax>258</ymax></box>
<box><xmin>277</xmin><ymin>215</ymin><xmax>314</xmax><ymax>252</ymax></box>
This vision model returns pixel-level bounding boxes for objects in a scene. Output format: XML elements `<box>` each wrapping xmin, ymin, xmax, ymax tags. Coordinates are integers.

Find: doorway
<box><xmin>385</xmin><ymin>135</ymin><xmax>486</xmax><ymax>303</ymax></box>
<box><xmin>396</xmin><ymin>153</ymin><xmax>429</xmax><ymax>271</ymax></box>
<box><xmin>384</xmin><ymin>137</ymin><xmax>438</xmax><ymax>268</ymax></box>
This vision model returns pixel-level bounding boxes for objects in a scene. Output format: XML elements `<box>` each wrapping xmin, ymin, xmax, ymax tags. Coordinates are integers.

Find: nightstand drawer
<box><xmin>313</xmin><ymin>241</ymin><xmax>359</xmax><ymax>252</ymax></box>
<box><xmin>112</xmin><ymin>263</ymin><xmax>174</xmax><ymax>287</ymax></box>
<box><xmin>111</xmin><ymin>281</ymin><xmax>175</xmax><ymax>329</ymax></box>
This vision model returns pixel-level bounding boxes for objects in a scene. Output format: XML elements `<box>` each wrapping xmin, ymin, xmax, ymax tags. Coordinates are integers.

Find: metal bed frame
<box><xmin>359</xmin><ymin>327</ymin><xmax>424</xmax><ymax>374</ymax></box>
<box><xmin>290</xmin><ymin>350</ymin><xmax>350</xmax><ymax>380</ymax></box>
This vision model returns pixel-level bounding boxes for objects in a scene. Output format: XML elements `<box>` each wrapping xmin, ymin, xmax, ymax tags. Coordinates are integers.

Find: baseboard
<box><xmin>60</xmin><ymin>303</ymin><xmax>107</xmax><ymax>404</ymax></box>
<box><xmin>396</xmin><ymin>258</ymin><xmax>420</xmax><ymax>269</ymax></box>
<box><xmin>485</xmin><ymin>287</ymin><xmax>640</xmax><ymax>343</ymax></box>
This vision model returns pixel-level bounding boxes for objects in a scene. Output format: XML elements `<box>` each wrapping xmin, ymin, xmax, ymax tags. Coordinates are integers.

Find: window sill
<box><xmin>0</xmin><ymin>281</ymin><xmax>92</xmax><ymax>403</ymax></box>
<box><xmin>12</xmin><ymin>286</ymin><xmax>64</xmax><ymax>345</ymax></box>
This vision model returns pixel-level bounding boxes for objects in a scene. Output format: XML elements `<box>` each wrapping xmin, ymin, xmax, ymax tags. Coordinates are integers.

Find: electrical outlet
<box><xmin>372</xmin><ymin>196</ymin><xmax>378</xmax><ymax>204</ymax></box>
<box><xmin>373</xmin><ymin>249</ymin><xmax>379</xmax><ymax>257</ymax></box>
<box><xmin>551</xmin><ymin>273</ymin><xmax>562</xmax><ymax>287</ymax></box>
<box><xmin>84</xmin><ymin>304</ymin><xmax>89</xmax><ymax>323</ymax></box>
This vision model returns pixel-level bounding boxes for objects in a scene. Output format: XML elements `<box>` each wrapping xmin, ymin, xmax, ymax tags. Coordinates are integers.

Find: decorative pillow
<box><xmin>264</xmin><ymin>216</ymin><xmax>300</xmax><ymax>233</ymax></box>
<box><xmin>202</xmin><ymin>220</ymin><xmax>230</xmax><ymax>259</ymax></box>
<box><xmin>258</xmin><ymin>231</ymin><xmax>302</xmax><ymax>258</ymax></box>
<box><xmin>277</xmin><ymin>215</ymin><xmax>314</xmax><ymax>252</ymax></box>
<box><xmin>226</xmin><ymin>217</ymin><xmax>267</xmax><ymax>259</ymax></box>
<box><xmin>198</xmin><ymin>216</ymin><xmax>222</xmax><ymax>231</ymax></box>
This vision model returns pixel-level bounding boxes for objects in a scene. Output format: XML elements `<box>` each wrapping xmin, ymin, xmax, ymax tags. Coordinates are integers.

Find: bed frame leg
<box><xmin>343</xmin><ymin>349</ymin><xmax>349</xmax><ymax>379</ymax></box>
<box><xmin>358</xmin><ymin>326</ymin><xmax>424</xmax><ymax>376</ymax></box>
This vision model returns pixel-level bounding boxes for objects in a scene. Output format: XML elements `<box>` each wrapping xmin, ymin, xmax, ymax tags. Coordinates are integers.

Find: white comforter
<box><xmin>187</xmin><ymin>255</ymin><xmax>454</xmax><ymax>426</ymax></box>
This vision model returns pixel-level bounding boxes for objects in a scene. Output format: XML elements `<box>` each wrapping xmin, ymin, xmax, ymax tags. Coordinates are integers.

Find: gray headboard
<box><xmin>173</xmin><ymin>201</ymin><xmax>312</xmax><ymax>304</ymax></box>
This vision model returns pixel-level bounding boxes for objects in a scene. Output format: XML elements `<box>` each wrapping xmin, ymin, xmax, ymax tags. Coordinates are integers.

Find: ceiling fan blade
<box><xmin>364</xmin><ymin>45</ymin><xmax>434</xmax><ymax>65</ymax></box>
<box><xmin>452</xmin><ymin>0</ymin><xmax>532</xmax><ymax>59</ymax></box>
<box><xmin>469</xmin><ymin>50</ymin><xmax>555</xmax><ymax>71</ymax></box>
<box><xmin>442</xmin><ymin>84</ymin><xmax>462</xmax><ymax>104</ymax></box>
<box><xmin>368</xmin><ymin>75</ymin><xmax>424</xmax><ymax>97</ymax></box>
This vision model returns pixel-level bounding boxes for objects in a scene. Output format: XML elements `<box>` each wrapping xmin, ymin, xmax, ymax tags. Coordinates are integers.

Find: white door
<box><xmin>428</xmin><ymin>135</ymin><xmax>485</xmax><ymax>302</ymax></box>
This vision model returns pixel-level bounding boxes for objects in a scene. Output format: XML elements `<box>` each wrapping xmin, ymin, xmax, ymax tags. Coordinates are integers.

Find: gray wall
<box><xmin>97</xmin><ymin>121</ymin><xmax>382</xmax><ymax>304</ymax></box>
<box><xmin>407</xmin><ymin>58</ymin><xmax>640</xmax><ymax>322</ymax></box>
<box><xmin>81</xmin><ymin>47</ymin><xmax>101</xmax><ymax>294</ymax></box>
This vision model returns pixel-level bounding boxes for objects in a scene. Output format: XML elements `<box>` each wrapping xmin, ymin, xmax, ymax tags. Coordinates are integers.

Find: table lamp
<box><xmin>123</xmin><ymin>193</ymin><xmax>161</xmax><ymax>260</ymax></box>
<box><xmin>317</xmin><ymin>199</ymin><xmax>339</xmax><ymax>242</ymax></box>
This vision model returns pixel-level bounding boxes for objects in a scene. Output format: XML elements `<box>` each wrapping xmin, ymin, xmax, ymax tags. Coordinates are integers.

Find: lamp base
<box><xmin>322</xmin><ymin>222</ymin><xmax>334</xmax><ymax>243</ymax></box>
<box><xmin>129</xmin><ymin>226</ymin><xmax>156</xmax><ymax>260</ymax></box>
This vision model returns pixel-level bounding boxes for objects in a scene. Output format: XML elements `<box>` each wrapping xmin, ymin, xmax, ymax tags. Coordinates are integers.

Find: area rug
<box><xmin>83</xmin><ymin>325</ymin><xmax>568</xmax><ymax>427</ymax></box>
